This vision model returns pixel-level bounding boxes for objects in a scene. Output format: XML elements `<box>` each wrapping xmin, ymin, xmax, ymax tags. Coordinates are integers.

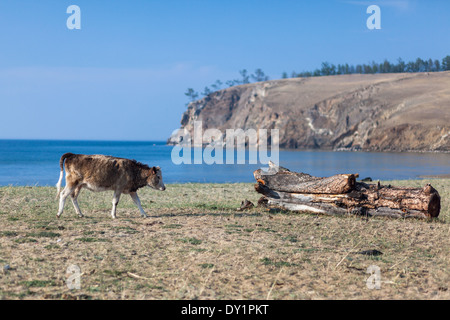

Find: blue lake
<box><xmin>0</xmin><ymin>140</ymin><xmax>448</xmax><ymax>186</ymax></box>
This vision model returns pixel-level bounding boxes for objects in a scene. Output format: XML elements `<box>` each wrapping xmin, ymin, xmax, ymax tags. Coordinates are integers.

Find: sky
<box><xmin>0</xmin><ymin>0</ymin><xmax>449</xmax><ymax>141</ymax></box>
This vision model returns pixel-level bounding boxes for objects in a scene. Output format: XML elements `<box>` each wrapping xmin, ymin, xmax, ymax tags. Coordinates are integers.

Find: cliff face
<box><xmin>168</xmin><ymin>72</ymin><xmax>450</xmax><ymax>152</ymax></box>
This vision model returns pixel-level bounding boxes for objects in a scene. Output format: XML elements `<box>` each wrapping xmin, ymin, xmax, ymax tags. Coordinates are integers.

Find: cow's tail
<box><xmin>56</xmin><ymin>153</ymin><xmax>74</xmax><ymax>199</ymax></box>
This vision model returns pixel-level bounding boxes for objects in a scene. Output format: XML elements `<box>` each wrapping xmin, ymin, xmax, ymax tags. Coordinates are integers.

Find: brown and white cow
<box><xmin>56</xmin><ymin>153</ymin><xmax>165</xmax><ymax>219</ymax></box>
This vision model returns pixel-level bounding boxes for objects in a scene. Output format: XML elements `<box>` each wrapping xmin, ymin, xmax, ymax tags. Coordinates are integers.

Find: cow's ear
<box><xmin>151</xmin><ymin>166</ymin><xmax>157</xmax><ymax>174</ymax></box>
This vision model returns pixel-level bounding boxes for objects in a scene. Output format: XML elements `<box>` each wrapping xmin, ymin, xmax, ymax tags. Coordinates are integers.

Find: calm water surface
<box><xmin>0</xmin><ymin>140</ymin><xmax>448</xmax><ymax>186</ymax></box>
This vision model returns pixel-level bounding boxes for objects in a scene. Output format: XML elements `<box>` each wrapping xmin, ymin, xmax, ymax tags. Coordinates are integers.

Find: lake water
<box><xmin>0</xmin><ymin>139</ymin><xmax>448</xmax><ymax>186</ymax></box>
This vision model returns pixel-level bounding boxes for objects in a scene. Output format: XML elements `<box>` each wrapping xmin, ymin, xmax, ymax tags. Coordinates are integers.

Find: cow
<box><xmin>55</xmin><ymin>153</ymin><xmax>166</xmax><ymax>219</ymax></box>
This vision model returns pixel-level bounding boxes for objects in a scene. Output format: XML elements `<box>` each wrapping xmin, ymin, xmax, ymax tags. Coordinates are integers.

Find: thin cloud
<box><xmin>0</xmin><ymin>63</ymin><xmax>220</xmax><ymax>86</ymax></box>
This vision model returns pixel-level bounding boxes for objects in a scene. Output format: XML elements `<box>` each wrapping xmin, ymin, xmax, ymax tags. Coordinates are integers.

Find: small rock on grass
<box><xmin>357</xmin><ymin>249</ymin><xmax>383</xmax><ymax>256</ymax></box>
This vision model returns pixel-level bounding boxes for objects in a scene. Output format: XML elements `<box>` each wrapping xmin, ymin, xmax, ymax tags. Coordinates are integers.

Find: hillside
<box><xmin>168</xmin><ymin>72</ymin><xmax>450</xmax><ymax>152</ymax></box>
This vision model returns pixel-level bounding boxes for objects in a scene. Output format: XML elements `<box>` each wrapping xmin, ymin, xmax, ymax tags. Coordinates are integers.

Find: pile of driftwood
<box><xmin>254</xmin><ymin>162</ymin><xmax>441</xmax><ymax>219</ymax></box>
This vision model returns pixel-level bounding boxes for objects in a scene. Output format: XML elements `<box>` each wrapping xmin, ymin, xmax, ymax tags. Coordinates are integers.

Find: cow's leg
<box><xmin>130</xmin><ymin>192</ymin><xmax>148</xmax><ymax>218</ymax></box>
<box><xmin>57</xmin><ymin>184</ymin><xmax>77</xmax><ymax>218</ymax></box>
<box><xmin>111</xmin><ymin>190</ymin><xmax>121</xmax><ymax>219</ymax></box>
<box><xmin>70</xmin><ymin>185</ymin><xmax>84</xmax><ymax>218</ymax></box>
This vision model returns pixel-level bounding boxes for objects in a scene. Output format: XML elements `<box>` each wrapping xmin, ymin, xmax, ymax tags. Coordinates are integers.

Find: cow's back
<box><xmin>65</xmin><ymin>154</ymin><xmax>131</xmax><ymax>190</ymax></box>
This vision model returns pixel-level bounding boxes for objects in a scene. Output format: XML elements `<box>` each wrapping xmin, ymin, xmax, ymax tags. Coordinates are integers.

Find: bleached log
<box><xmin>254</xmin><ymin>168</ymin><xmax>356</xmax><ymax>194</ymax></box>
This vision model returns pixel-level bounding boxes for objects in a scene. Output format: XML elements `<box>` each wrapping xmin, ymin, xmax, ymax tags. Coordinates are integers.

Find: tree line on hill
<box><xmin>286</xmin><ymin>55</ymin><xmax>450</xmax><ymax>78</ymax></box>
<box><xmin>185</xmin><ymin>55</ymin><xmax>450</xmax><ymax>103</ymax></box>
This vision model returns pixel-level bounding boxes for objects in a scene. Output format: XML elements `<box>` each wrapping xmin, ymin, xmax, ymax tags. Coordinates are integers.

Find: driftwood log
<box><xmin>254</xmin><ymin>163</ymin><xmax>441</xmax><ymax>219</ymax></box>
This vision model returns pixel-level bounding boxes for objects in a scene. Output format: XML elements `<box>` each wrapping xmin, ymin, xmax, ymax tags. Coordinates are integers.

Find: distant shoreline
<box><xmin>419</xmin><ymin>174</ymin><xmax>450</xmax><ymax>179</ymax></box>
<box><xmin>0</xmin><ymin>139</ymin><xmax>167</xmax><ymax>144</ymax></box>
<box><xmin>0</xmin><ymin>139</ymin><xmax>448</xmax><ymax>153</ymax></box>
<box><xmin>2</xmin><ymin>176</ymin><xmax>449</xmax><ymax>188</ymax></box>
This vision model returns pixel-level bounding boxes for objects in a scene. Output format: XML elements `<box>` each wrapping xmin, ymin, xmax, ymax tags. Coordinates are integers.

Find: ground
<box><xmin>0</xmin><ymin>179</ymin><xmax>449</xmax><ymax>300</ymax></box>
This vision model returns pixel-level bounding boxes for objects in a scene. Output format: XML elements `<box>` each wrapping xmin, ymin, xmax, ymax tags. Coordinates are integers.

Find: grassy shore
<box><xmin>0</xmin><ymin>179</ymin><xmax>449</xmax><ymax>300</ymax></box>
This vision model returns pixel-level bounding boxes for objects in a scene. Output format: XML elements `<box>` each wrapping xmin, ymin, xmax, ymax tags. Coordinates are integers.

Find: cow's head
<box><xmin>147</xmin><ymin>166</ymin><xmax>166</xmax><ymax>191</ymax></box>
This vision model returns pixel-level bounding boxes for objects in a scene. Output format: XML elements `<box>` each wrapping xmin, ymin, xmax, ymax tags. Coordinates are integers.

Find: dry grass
<box><xmin>0</xmin><ymin>179</ymin><xmax>449</xmax><ymax>300</ymax></box>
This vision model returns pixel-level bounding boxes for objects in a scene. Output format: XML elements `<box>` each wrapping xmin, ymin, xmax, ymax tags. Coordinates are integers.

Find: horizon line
<box><xmin>0</xmin><ymin>138</ymin><xmax>168</xmax><ymax>143</ymax></box>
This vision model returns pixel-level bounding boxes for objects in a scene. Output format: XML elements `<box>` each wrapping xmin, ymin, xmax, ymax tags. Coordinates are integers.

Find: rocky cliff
<box><xmin>168</xmin><ymin>72</ymin><xmax>450</xmax><ymax>152</ymax></box>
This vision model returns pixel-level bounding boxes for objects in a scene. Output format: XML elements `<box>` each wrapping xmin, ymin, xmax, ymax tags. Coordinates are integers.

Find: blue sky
<box><xmin>0</xmin><ymin>0</ymin><xmax>449</xmax><ymax>141</ymax></box>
